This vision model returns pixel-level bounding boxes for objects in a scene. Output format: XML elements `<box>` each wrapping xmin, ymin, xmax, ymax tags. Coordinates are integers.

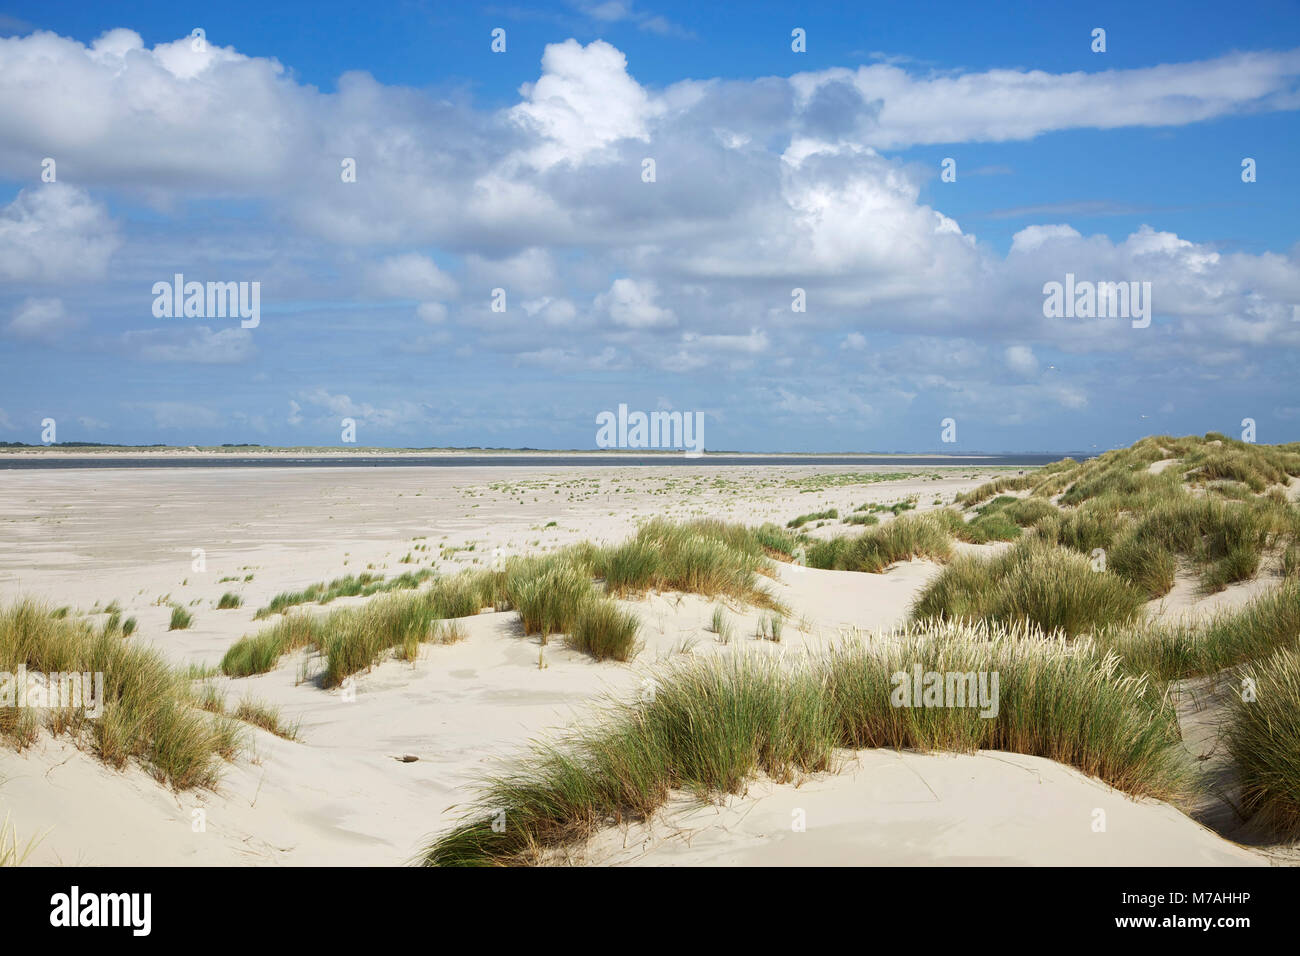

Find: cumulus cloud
<box><xmin>1</xmin><ymin>28</ymin><xmax>1298</xmax><ymax>443</ymax></box>
<box><xmin>5</xmin><ymin>297</ymin><xmax>82</xmax><ymax>343</ymax></box>
<box><xmin>508</xmin><ymin>39</ymin><xmax>660</xmax><ymax>170</ymax></box>
<box><xmin>521</xmin><ymin>296</ymin><xmax>580</xmax><ymax>326</ymax></box>
<box><xmin>0</xmin><ymin>185</ymin><xmax>119</xmax><ymax>281</ymax></box>
<box><xmin>366</xmin><ymin>253</ymin><xmax>458</xmax><ymax>300</ymax></box>
<box><xmin>295</xmin><ymin>388</ymin><xmax>428</xmax><ymax>429</ymax></box>
<box><xmin>1005</xmin><ymin>345</ymin><xmax>1039</xmax><ymax>376</ymax></box>
<box><xmin>595</xmin><ymin>278</ymin><xmax>676</xmax><ymax>328</ymax></box>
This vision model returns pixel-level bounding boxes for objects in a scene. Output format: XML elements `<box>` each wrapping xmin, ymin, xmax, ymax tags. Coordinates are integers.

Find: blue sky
<box><xmin>1</xmin><ymin>0</ymin><xmax>1298</xmax><ymax>451</ymax></box>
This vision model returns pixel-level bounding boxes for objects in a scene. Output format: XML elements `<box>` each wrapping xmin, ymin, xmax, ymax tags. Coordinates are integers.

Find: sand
<box><xmin>0</xmin><ymin>463</ymin><xmax>1272</xmax><ymax>866</ymax></box>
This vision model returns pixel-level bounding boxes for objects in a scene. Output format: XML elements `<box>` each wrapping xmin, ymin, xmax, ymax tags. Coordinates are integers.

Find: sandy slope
<box><xmin>0</xmin><ymin>464</ymin><xmax>1272</xmax><ymax>866</ymax></box>
<box><xmin>577</xmin><ymin>751</ymin><xmax>1262</xmax><ymax>867</ymax></box>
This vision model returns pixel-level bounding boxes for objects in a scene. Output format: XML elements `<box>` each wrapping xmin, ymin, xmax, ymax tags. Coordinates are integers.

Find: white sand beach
<box><xmin>0</xmin><ymin>463</ymin><xmax>1274</xmax><ymax>866</ymax></box>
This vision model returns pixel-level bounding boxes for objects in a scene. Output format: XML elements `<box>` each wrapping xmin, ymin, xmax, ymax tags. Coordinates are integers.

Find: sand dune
<box><xmin>0</xmin><ymin>464</ymin><xmax>1273</xmax><ymax>866</ymax></box>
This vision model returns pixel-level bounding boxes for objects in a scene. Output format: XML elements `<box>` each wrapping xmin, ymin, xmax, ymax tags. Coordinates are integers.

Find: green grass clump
<box><xmin>1059</xmin><ymin>467</ymin><xmax>1180</xmax><ymax>508</ymax></box>
<box><xmin>1105</xmin><ymin>534</ymin><xmax>1178</xmax><ymax>598</ymax></box>
<box><xmin>594</xmin><ymin>540</ymin><xmax>658</xmax><ymax>595</ymax></box>
<box><xmin>232</xmin><ymin>696</ymin><xmax>299</xmax><ymax>741</ymax></box>
<box><xmin>956</xmin><ymin>474</ymin><xmax>1041</xmax><ymax>506</ymax></box>
<box><xmin>984</xmin><ymin>496</ymin><xmax>1059</xmax><ymax>527</ymax></box>
<box><xmin>590</xmin><ymin>519</ymin><xmax>782</xmax><ymax>610</ymax></box>
<box><xmin>1283</xmin><ymin>543</ymin><xmax>1300</xmax><ymax>580</ymax></box>
<box><xmin>1114</xmin><ymin>496</ymin><xmax>1277</xmax><ymax>595</ymax></box>
<box><xmin>168</xmin><ymin>606</ymin><xmax>193</xmax><ymax>631</ymax></box>
<box><xmin>507</xmin><ymin>559</ymin><xmax>593</xmax><ymax>639</ymax></box>
<box><xmin>221</xmin><ymin>521</ymin><xmax>789</xmax><ymax>680</ymax></box>
<box><xmin>750</xmin><ymin>523</ymin><xmax>801</xmax><ymax>558</ymax></box>
<box><xmin>912</xmin><ymin>538</ymin><xmax>1146</xmax><ymax>637</ymax></box>
<box><xmin>965</xmin><ymin>513</ymin><xmax>1022</xmax><ymax>543</ymax></box>
<box><xmin>1</xmin><ymin>602</ymin><xmax>243</xmax><ymax>789</ymax></box>
<box><xmin>709</xmin><ymin>605</ymin><xmax>734</xmax><ymax>643</ymax></box>
<box><xmin>253</xmin><ymin>570</ymin><xmax>434</xmax><ymax>619</ymax></box>
<box><xmin>843</xmin><ymin>513</ymin><xmax>879</xmax><ymax>526</ymax></box>
<box><xmin>216</xmin><ymin>592</ymin><xmax>243</xmax><ymax>610</ymax></box>
<box><xmin>807</xmin><ymin>513</ymin><xmax>953</xmax><ymax>572</ymax></box>
<box><xmin>419</xmin><ymin>620</ymin><xmax>1190</xmax><ymax>866</ymax></box>
<box><xmin>1182</xmin><ymin>442</ymin><xmax>1296</xmax><ymax>492</ymax></box>
<box><xmin>1200</xmin><ymin>546</ymin><xmax>1261</xmax><ymax>593</ymax></box>
<box><xmin>1226</xmin><ymin>647</ymin><xmax>1300</xmax><ymax>837</ymax></box>
<box><xmin>220</xmin><ymin>614</ymin><xmax>321</xmax><ymax>677</ymax></box>
<box><xmin>787</xmin><ymin>508</ymin><xmax>838</xmax><ymax>529</ymax></box>
<box><xmin>223</xmin><ymin>569</ymin><xmax>498</xmax><ymax>681</ymax></box>
<box><xmin>567</xmin><ymin>600</ymin><xmax>640</xmax><ymax>662</ymax></box>
<box><xmin>427</xmin><ymin>570</ymin><xmax>495</xmax><ymax>619</ymax></box>
<box><xmin>1033</xmin><ymin>503</ymin><xmax>1127</xmax><ymax>555</ymax></box>
<box><xmin>1095</xmin><ymin>582</ymin><xmax>1300</xmax><ymax>681</ymax></box>
<box><xmin>317</xmin><ymin>592</ymin><xmax>460</xmax><ymax>687</ymax></box>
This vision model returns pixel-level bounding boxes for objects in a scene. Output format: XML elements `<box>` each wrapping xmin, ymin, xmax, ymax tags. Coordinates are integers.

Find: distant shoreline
<box><xmin>0</xmin><ymin>451</ymin><xmax>1075</xmax><ymax>471</ymax></box>
<box><xmin>0</xmin><ymin>445</ymin><xmax>1084</xmax><ymax>459</ymax></box>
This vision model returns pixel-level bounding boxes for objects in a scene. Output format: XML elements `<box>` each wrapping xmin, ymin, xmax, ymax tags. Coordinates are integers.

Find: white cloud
<box><xmin>790</xmin><ymin>50</ymin><xmax>1300</xmax><ymax>149</ymax></box>
<box><xmin>1005</xmin><ymin>345</ymin><xmax>1039</xmax><ymax>376</ymax></box>
<box><xmin>0</xmin><ymin>185</ymin><xmax>119</xmax><ymax>282</ymax></box>
<box><xmin>366</xmin><ymin>253</ymin><xmax>458</xmax><ymax>300</ymax></box>
<box><xmin>121</xmin><ymin>326</ymin><xmax>256</xmax><ymax>364</ymax></box>
<box><xmin>6</xmin><ymin>297</ymin><xmax>82</xmax><ymax>343</ymax></box>
<box><xmin>466</xmin><ymin>247</ymin><xmax>555</xmax><ymax>297</ymax></box>
<box><xmin>1011</xmin><ymin>224</ymin><xmax>1083</xmax><ymax>254</ymax></box>
<box><xmin>521</xmin><ymin>296</ymin><xmax>580</xmax><ymax>326</ymax></box>
<box><xmin>0</xmin><ymin>30</ymin><xmax>1297</xmax><ymax>438</ymax></box>
<box><xmin>595</xmin><ymin>277</ymin><xmax>676</xmax><ymax>328</ymax></box>
<box><xmin>508</xmin><ymin>40</ymin><xmax>660</xmax><ymax>169</ymax></box>
<box><xmin>296</xmin><ymin>388</ymin><xmax>427</xmax><ymax>429</ymax></box>
<box><xmin>516</xmin><ymin>345</ymin><xmax>620</xmax><ymax>371</ymax></box>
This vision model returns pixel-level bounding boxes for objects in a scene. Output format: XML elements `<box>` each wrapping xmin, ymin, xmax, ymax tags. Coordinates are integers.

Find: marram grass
<box><xmin>0</xmin><ymin>811</ymin><xmax>43</xmax><ymax>867</ymax></box>
<box><xmin>253</xmin><ymin>569</ymin><xmax>434</xmax><ymax>619</ymax></box>
<box><xmin>911</xmin><ymin>537</ymin><xmax>1147</xmax><ymax>637</ymax></box>
<box><xmin>1094</xmin><ymin>581</ymin><xmax>1300</xmax><ymax>681</ymax></box>
<box><xmin>1226</xmin><ymin>647</ymin><xmax>1300</xmax><ymax>837</ymax></box>
<box><xmin>957</xmin><ymin>435</ymin><xmax>1299</xmax><ymax>600</ymax></box>
<box><xmin>223</xmin><ymin>520</ymin><xmax>784</xmax><ymax>681</ymax></box>
<box><xmin>1</xmin><ymin>602</ymin><xmax>245</xmax><ymax>789</ymax></box>
<box><xmin>418</xmin><ymin>620</ymin><xmax>1191</xmax><ymax>866</ymax></box>
<box><xmin>807</xmin><ymin>512</ymin><xmax>954</xmax><ymax>572</ymax></box>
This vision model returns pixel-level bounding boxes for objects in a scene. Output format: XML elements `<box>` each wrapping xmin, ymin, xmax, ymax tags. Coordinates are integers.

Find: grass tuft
<box><xmin>912</xmin><ymin>538</ymin><xmax>1147</xmax><ymax>637</ymax></box>
<box><xmin>1</xmin><ymin>602</ymin><xmax>243</xmax><ymax>789</ymax></box>
<box><xmin>419</xmin><ymin>620</ymin><xmax>1190</xmax><ymax>866</ymax></box>
<box><xmin>1226</xmin><ymin>647</ymin><xmax>1300</xmax><ymax>837</ymax></box>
